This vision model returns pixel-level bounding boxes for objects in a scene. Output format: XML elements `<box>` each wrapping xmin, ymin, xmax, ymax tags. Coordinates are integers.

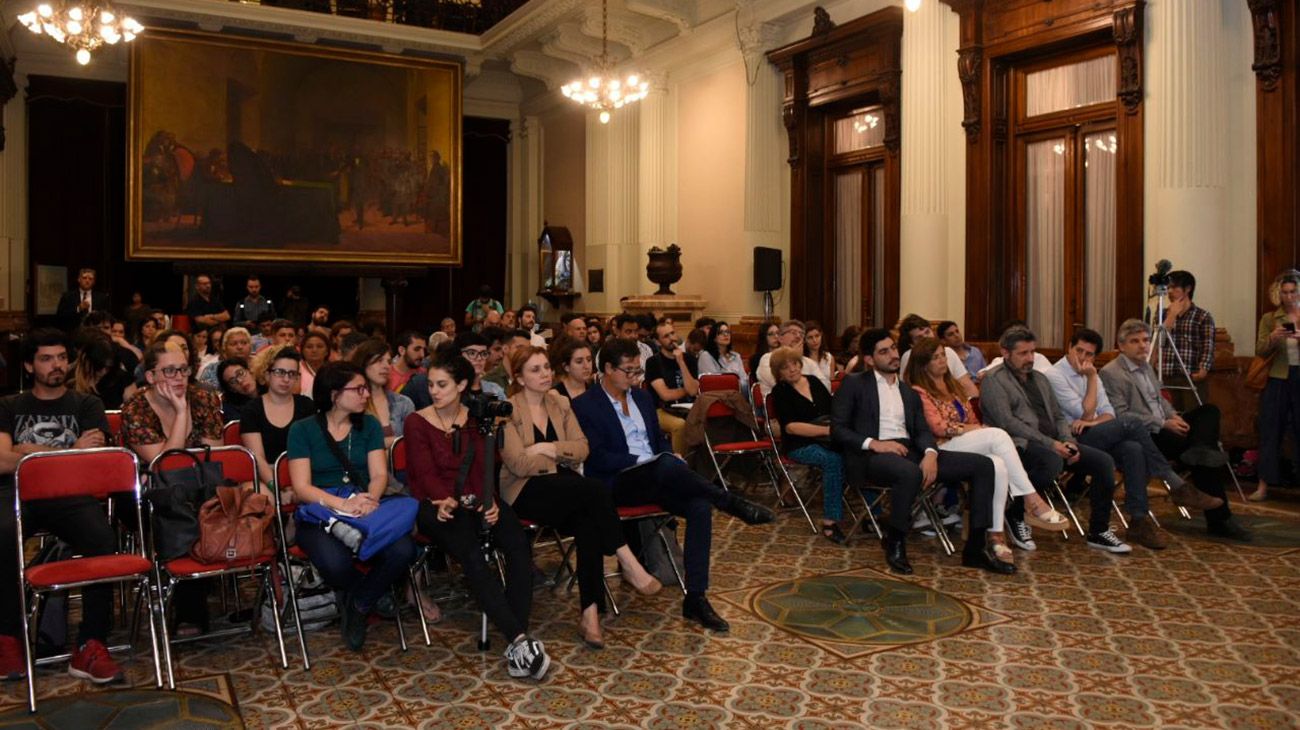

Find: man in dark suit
<box><xmin>571</xmin><ymin>338</ymin><xmax>774</xmax><ymax>633</ymax></box>
<box><xmin>55</xmin><ymin>269</ymin><xmax>110</xmax><ymax>332</ymax></box>
<box><xmin>831</xmin><ymin>328</ymin><xmax>1011</xmax><ymax>576</ymax></box>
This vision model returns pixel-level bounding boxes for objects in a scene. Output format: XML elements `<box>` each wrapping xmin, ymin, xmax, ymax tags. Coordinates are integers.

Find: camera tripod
<box><xmin>1145</xmin><ymin>277</ymin><xmax>1248</xmax><ymax>502</ymax></box>
<box><xmin>451</xmin><ymin>417</ymin><xmax>509</xmax><ymax>650</ymax></box>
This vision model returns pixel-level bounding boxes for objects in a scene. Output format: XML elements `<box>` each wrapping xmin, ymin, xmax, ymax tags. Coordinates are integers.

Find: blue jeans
<box><xmin>1076</xmin><ymin>414</ymin><xmax>1182</xmax><ymax>520</ymax></box>
<box><xmin>295</xmin><ymin>521</ymin><xmax>416</xmax><ymax>612</ymax></box>
<box><xmin>788</xmin><ymin>444</ymin><xmax>844</xmax><ymax>522</ymax></box>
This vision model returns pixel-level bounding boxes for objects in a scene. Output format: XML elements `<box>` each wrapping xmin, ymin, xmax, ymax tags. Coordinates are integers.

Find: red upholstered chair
<box><xmin>697</xmin><ymin>379</ymin><xmax>789</xmax><ymax>513</ymax></box>
<box><xmin>14</xmin><ymin>448</ymin><xmax>164</xmax><ymax>712</ymax></box>
<box><xmin>222</xmin><ymin>420</ymin><xmax>242</xmax><ymax>447</ymax></box>
<box><xmin>170</xmin><ymin>315</ymin><xmax>192</xmax><ymax>333</ymax></box>
<box><xmin>698</xmin><ymin>373</ymin><xmax>740</xmax><ymax>394</ymax></box>
<box><xmin>105</xmin><ymin>410</ymin><xmax>123</xmax><ymax>444</ymax></box>
<box><xmin>150</xmin><ymin>446</ymin><xmax>305</xmax><ymax>685</ymax></box>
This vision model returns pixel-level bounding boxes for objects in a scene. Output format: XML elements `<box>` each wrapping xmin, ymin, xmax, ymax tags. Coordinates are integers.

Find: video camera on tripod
<box><xmin>1148</xmin><ymin>258</ymin><xmax>1173</xmax><ymax>289</ymax></box>
<box><xmin>451</xmin><ymin>394</ymin><xmax>513</xmax><ymax>557</ymax></box>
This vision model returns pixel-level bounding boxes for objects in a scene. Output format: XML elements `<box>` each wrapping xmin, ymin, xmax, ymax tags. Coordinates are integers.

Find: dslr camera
<box><xmin>465</xmin><ymin>392</ymin><xmax>513</xmax><ymax>422</ymax></box>
<box><xmin>1148</xmin><ymin>258</ymin><xmax>1173</xmax><ymax>287</ymax></box>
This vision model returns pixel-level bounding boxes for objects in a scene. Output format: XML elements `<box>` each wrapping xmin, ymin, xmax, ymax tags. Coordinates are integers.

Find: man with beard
<box><xmin>0</xmin><ymin>329</ymin><xmax>122</xmax><ymax>684</ymax></box>
<box><xmin>388</xmin><ymin>330</ymin><xmax>427</xmax><ymax>393</ymax></box>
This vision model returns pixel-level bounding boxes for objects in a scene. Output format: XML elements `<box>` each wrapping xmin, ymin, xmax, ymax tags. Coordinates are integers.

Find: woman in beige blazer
<box><xmin>500</xmin><ymin>346</ymin><xmax>662</xmax><ymax>648</ymax></box>
<box><xmin>1252</xmin><ymin>269</ymin><xmax>1300</xmax><ymax>501</ymax></box>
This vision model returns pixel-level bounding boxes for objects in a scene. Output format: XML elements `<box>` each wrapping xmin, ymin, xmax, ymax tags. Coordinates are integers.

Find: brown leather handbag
<box><xmin>192</xmin><ymin>486</ymin><xmax>275</xmax><ymax>563</ymax></box>
<box><xmin>1245</xmin><ymin>356</ymin><xmax>1271</xmax><ymax>392</ymax></box>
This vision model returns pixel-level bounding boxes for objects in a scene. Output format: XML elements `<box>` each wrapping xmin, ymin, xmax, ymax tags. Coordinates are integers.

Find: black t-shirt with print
<box><xmin>0</xmin><ymin>390</ymin><xmax>108</xmax><ymax>486</ymax></box>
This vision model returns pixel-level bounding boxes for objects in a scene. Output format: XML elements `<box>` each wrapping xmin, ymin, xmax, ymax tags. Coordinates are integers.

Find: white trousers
<box><xmin>939</xmin><ymin>427</ymin><xmax>1035</xmax><ymax>532</ymax></box>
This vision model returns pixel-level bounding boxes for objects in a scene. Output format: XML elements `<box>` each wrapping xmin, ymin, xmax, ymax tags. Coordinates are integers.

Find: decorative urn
<box><xmin>646</xmin><ymin>244</ymin><xmax>683</xmax><ymax>295</ymax></box>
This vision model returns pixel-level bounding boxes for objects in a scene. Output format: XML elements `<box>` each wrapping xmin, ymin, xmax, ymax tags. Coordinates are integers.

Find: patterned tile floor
<box><xmin>0</xmin><ymin>489</ymin><xmax>1297</xmax><ymax>729</ymax></box>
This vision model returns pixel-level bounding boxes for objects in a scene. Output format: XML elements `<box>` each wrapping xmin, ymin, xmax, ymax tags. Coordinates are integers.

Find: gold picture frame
<box><xmin>128</xmin><ymin>29</ymin><xmax>462</xmax><ymax>265</ymax></box>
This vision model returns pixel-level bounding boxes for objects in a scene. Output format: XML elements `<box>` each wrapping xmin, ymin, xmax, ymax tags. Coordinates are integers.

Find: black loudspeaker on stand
<box><xmin>753</xmin><ymin>246</ymin><xmax>782</xmax><ymax>319</ymax></box>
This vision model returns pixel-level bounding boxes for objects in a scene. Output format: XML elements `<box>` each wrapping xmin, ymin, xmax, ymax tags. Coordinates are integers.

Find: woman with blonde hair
<box><xmin>1252</xmin><ymin>269</ymin><xmax>1300</xmax><ymax>501</ymax></box>
<box><xmin>903</xmin><ymin>337</ymin><xmax>1068</xmax><ymax>561</ymax></box>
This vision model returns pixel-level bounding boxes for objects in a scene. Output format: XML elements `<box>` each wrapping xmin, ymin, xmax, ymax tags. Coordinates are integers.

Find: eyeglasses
<box><xmin>157</xmin><ymin>365</ymin><xmax>192</xmax><ymax>379</ymax></box>
<box><xmin>223</xmin><ymin>368</ymin><xmax>250</xmax><ymax>383</ymax></box>
<box><xmin>339</xmin><ymin>384</ymin><xmax>371</xmax><ymax>395</ymax></box>
<box><xmin>717</xmin><ymin>328</ymin><xmax>731</xmax><ymax>336</ymax></box>
<box><xmin>461</xmin><ymin>348</ymin><xmax>488</xmax><ymax>360</ymax></box>
<box><xmin>268</xmin><ymin>368</ymin><xmax>301</xmax><ymax>379</ymax></box>
<box><xmin>615</xmin><ymin>367</ymin><xmax>645</xmax><ymax>378</ymax></box>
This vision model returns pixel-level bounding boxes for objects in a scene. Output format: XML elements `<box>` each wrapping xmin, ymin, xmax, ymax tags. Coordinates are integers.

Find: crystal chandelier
<box><xmin>17</xmin><ymin>2</ymin><xmax>144</xmax><ymax>66</ymax></box>
<box><xmin>559</xmin><ymin>0</ymin><xmax>649</xmax><ymax>124</ymax></box>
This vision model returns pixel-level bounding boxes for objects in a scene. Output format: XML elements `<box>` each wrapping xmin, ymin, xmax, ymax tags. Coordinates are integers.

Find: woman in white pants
<box><xmin>903</xmin><ymin>337</ymin><xmax>1069</xmax><ymax>562</ymax></box>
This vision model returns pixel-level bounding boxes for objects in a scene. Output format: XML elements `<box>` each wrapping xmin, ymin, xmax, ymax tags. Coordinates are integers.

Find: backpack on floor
<box><xmin>260</xmin><ymin>563</ymin><xmax>338</xmax><ymax>633</ymax></box>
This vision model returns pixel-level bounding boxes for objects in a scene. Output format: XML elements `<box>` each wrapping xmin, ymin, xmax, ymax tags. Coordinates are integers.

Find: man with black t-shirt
<box><xmin>645</xmin><ymin>321</ymin><xmax>699</xmax><ymax>454</ymax></box>
<box><xmin>0</xmin><ymin>329</ymin><xmax>123</xmax><ymax>684</ymax></box>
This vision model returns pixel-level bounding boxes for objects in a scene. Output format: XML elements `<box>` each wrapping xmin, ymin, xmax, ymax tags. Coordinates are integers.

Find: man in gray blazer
<box><xmin>980</xmin><ymin>327</ymin><xmax>1130</xmax><ymax>553</ymax></box>
<box><xmin>1100</xmin><ymin>319</ymin><xmax>1249</xmax><ymax>541</ymax></box>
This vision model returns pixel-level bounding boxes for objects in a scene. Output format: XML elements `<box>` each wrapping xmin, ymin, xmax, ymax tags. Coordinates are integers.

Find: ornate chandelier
<box><xmin>16</xmin><ymin>2</ymin><xmax>144</xmax><ymax>65</ymax></box>
<box><xmin>559</xmin><ymin>0</ymin><xmax>648</xmax><ymax>124</ymax></box>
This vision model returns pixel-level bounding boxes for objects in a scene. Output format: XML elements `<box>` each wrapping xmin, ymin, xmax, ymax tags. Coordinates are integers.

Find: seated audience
<box><xmin>450</xmin><ymin>332</ymin><xmax>506</xmax><ymax>403</ymax></box>
<box><xmin>610</xmin><ymin>314</ymin><xmax>655</xmax><ymax>366</ymax></box>
<box><xmin>217</xmin><ymin>357</ymin><xmax>259</xmax><ymax>423</ymax></box>
<box><xmin>269</xmin><ymin>319</ymin><xmax>298</xmax><ymax>349</ymax></box>
<box><xmin>804</xmin><ymin>321</ymin><xmax>839</xmax><ymax>382</ymax></box>
<box><xmin>831</xmin><ymin>328</ymin><xmax>1011</xmax><ymax>575</ymax></box>
<box><xmin>1251</xmin><ymin>269</ymin><xmax>1300</xmax><ymax>502</ymax></box>
<box><xmin>387</xmin><ymin>330</ymin><xmax>427</xmax><ymax>394</ymax></box>
<box><xmin>756</xmin><ymin>320</ymin><xmax>831</xmax><ymax>396</ymax></box>
<box><xmin>298</xmin><ymin>331</ymin><xmax>331</xmax><ymax>399</ymax></box>
<box><xmin>1046</xmin><ymin>328</ymin><xmax>1220</xmax><ymax>549</ymax></box>
<box><xmin>330</xmin><ymin>321</ymin><xmax>356</xmax><ymax>356</ymax></box>
<box><xmin>768</xmin><ymin>347</ymin><xmax>845</xmax><ymax>544</ymax></box>
<box><xmin>439</xmin><ymin>317</ymin><xmax>457</xmax><ymax>336</ymax></box>
<box><xmin>464</xmin><ymin>285</ymin><xmax>505</xmax><ymax>332</ymax></box>
<box><xmin>838</xmin><ymin>326</ymin><xmax>862</xmax><ymax>371</ymax></box>
<box><xmin>903</xmin><ymin>336</ymin><xmax>1067</xmax><ymax>563</ymax></box>
<box><xmin>404</xmin><ymin>354</ymin><xmax>550</xmax><ymax>679</ymax></box>
<box><xmin>550</xmin><ymin>338</ymin><xmax>594</xmax><ymax>400</ymax></box>
<box><xmin>286</xmin><ymin>362</ymin><xmax>418</xmax><ymax>651</ymax></box>
<box><xmin>501</xmin><ymin>347</ymin><xmax>661</xmax><ymax>648</ymax></box>
<box><xmin>694</xmin><ymin>317</ymin><xmax>716</xmax><ymax>337</ymax></box>
<box><xmin>122</xmin><ymin>340</ymin><xmax>224</xmax><ymax>633</ymax></box>
<box><xmin>199</xmin><ymin>326</ymin><xmax>252</xmax><ymax>389</ymax></box>
<box><xmin>645</xmin><ymin>320</ymin><xmax>700</xmax><ymax>455</ymax></box>
<box><xmin>1100</xmin><ymin>319</ymin><xmax>1249</xmax><ymax>541</ymax></box>
<box><xmin>194</xmin><ymin>327</ymin><xmax>219</xmax><ymax>376</ymax></box>
<box><xmin>72</xmin><ymin>329</ymin><xmax>134</xmax><ymax>410</ymax></box>
<box><xmin>0</xmin><ymin>328</ymin><xmax>122</xmax><ymax>683</ymax></box>
<box><xmin>560</xmin><ymin>313</ymin><xmax>589</xmax><ymax>342</ymax></box>
<box><xmin>572</xmin><ymin>339</ymin><xmax>775</xmax><ymax>633</ymax></box>
<box><xmin>977</xmin><ymin>320</ymin><xmax>1053</xmax><ymax>378</ymax></box>
<box><xmin>240</xmin><ymin>348</ymin><xmax>315</xmax><ymax>489</ymax></box>
<box><xmin>684</xmin><ymin>328</ymin><xmax>708</xmax><ymax>359</ymax></box>
<box><xmin>133</xmin><ymin>310</ymin><xmax>161</xmax><ymax>351</ymax></box>
<box><xmin>485</xmin><ymin>329</ymin><xmax>533</xmax><ymax>392</ymax></box>
<box><xmin>748</xmin><ymin>319</ymin><xmax>780</xmax><ymax>377</ymax></box>
<box><xmin>518</xmin><ymin>306</ymin><xmax>547</xmax><ymax>346</ymax></box>
<box><xmin>85</xmin><ymin>311</ymin><xmax>140</xmax><ymax>372</ymax></box>
<box><xmin>349</xmin><ymin>339</ymin><xmax>415</xmax><ymax>445</ymax></box>
<box><xmin>696</xmin><ymin>320</ymin><xmax>749</xmax><ymax>393</ymax></box>
<box><xmin>979</xmin><ymin>327</ymin><xmax>1130</xmax><ymax>553</ymax></box>
<box><xmin>585</xmin><ymin>318</ymin><xmax>605</xmax><ymax>347</ymax></box>
<box><xmin>937</xmin><ymin>321</ymin><xmax>987</xmax><ymax>382</ymax></box>
<box><xmin>338</xmin><ymin>331</ymin><xmax>368</xmax><ymax>362</ymax></box>
<box><xmin>896</xmin><ymin>314</ymin><xmax>978</xmax><ymax>398</ymax></box>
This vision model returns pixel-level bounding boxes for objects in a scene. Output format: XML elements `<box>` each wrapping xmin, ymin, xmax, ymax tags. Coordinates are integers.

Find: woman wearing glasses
<box><xmin>217</xmin><ymin>357</ymin><xmax>259</xmax><ymax>422</ymax></box>
<box><xmin>697</xmin><ymin>321</ymin><xmax>749</xmax><ymax>393</ymax></box>
<box><xmin>240</xmin><ymin>348</ymin><xmax>315</xmax><ymax>489</ymax></box>
<box><xmin>286</xmin><ymin>361</ymin><xmax>418</xmax><ymax>651</ymax></box>
<box><xmin>121</xmin><ymin>340</ymin><xmax>224</xmax><ymax>634</ymax></box>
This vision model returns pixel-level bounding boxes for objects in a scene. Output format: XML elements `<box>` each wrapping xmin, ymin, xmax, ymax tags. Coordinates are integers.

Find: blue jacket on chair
<box><xmin>571</xmin><ymin>385</ymin><xmax>672</xmax><ymax>488</ymax></box>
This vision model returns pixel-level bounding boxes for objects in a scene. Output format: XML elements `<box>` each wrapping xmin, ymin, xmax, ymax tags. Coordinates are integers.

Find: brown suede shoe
<box><xmin>1125</xmin><ymin>515</ymin><xmax>1168</xmax><ymax>550</ymax></box>
<box><xmin>1168</xmin><ymin>483</ymin><xmax>1224</xmax><ymax>511</ymax></box>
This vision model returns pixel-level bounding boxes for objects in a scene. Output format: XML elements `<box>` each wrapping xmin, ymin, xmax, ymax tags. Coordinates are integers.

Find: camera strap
<box><xmin>453</xmin><ymin>432</ymin><xmax>476</xmax><ymax>500</ymax></box>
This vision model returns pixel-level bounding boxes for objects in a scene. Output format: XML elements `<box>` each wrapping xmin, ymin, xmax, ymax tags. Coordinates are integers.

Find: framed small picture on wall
<box><xmin>34</xmin><ymin>265</ymin><xmax>67</xmax><ymax>316</ymax></box>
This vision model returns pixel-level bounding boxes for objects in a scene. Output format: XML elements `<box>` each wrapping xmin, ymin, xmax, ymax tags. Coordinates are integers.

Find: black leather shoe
<box><xmin>721</xmin><ymin>494</ymin><xmax>776</xmax><ymax>525</ymax></box>
<box><xmin>1208</xmin><ymin>517</ymin><xmax>1253</xmax><ymax>542</ymax></box>
<box><xmin>962</xmin><ymin>545</ymin><xmax>1017</xmax><ymax>575</ymax></box>
<box><xmin>881</xmin><ymin>536</ymin><xmax>913</xmax><ymax>575</ymax></box>
<box><xmin>682</xmin><ymin>595</ymin><xmax>730</xmax><ymax>632</ymax></box>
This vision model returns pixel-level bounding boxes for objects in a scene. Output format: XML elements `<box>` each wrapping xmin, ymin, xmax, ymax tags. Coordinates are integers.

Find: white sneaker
<box><xmin>505</xmin><ymin>636</ymin><xmax>550</xmax><ymax>680</ymax></box>
<box><xmin>1087</xmin><ymin>529</ymin><xmax>1133</xmax><ymax>554</ymax></box>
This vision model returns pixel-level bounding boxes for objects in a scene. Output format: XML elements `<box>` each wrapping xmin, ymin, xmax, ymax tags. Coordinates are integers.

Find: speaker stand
<box><xmin>762</xmin><ymin>291</ymin><xmax>774</xmax><ymax>320</ymax></box>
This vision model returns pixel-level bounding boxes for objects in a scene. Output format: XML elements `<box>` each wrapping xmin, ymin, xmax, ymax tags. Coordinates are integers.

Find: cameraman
<box><xmin>1160</xmin><ymin>270</ymin><xmax>1216</xmax><ymax>411</ymax></box>
<box><xmin>403</xmin><ymin>352</ymin><xmax>550</xmax><ymax>681</ymax></box>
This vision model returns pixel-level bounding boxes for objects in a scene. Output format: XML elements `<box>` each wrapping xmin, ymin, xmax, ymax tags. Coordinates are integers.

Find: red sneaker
<box><xmin>0</xmin><ymin>636</ymin><xmax>25</xmax><ymax>681</ymax></box>
<box><xmin>68</xmin><ymin>639</ymin><xmax>124</xmax><ymax>684</ymax></box>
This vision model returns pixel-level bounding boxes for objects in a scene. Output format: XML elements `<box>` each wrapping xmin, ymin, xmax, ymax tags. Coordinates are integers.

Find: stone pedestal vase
<box><xmin>646</xmin><ymin>244</ymin><xmax>683</xmax><ymax>296</ymax></box>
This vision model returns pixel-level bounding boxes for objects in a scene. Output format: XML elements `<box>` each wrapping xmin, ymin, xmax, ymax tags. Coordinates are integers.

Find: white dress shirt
<box><xmin>899</xmin><ymin>347</ymin><xmax>968</xmax><ymax>380</ymax></box>
<box><xmin>1045</xmin><ymin>356</ymin><xmax>1115</xmax><ymax>422</ymax></box>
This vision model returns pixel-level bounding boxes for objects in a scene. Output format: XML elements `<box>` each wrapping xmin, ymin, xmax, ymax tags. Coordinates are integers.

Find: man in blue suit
<box><xmin>832</xmin><ymin>328</ymin><xmax>1012</xmax><ymax>576</ymax></box>
<box><xmin>572</xmin><ymin>338</ymin><xmax>774</xmax><ymax>632</ymax></box>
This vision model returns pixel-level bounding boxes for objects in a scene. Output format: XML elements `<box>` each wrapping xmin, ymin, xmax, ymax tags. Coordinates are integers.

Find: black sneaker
<box><xmin>340</xmin><ymin>595</ymin><xmax>368</xmax><ymax>652</ymax></box>
<box><xmin>1007</xmin><ymin>518</ymin><xmax>1036</xmax><ymax>551</ymax></box>
<box><xmin>1086</xmin><ymin>529</ymin><xmax>1133</xmax><ymax>554</ymax></box>
<box><xmin>505</xmin><ymin>636</ymin><xmax>550</xmax><ymax>680</ymax></box>
<box><xmin>1207</xmin><ymin>518</ymin><xmax>1254</xmax><ymax>542</ymax></box>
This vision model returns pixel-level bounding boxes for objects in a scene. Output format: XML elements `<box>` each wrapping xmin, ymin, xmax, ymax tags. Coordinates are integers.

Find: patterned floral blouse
<box><xmin>913</xmin><ymin>386</ymin><xmax>979</xmax><ymax>443</ymax></box>
<box><xmin>121</xmin><ymin>385</ymin><xmax>223</xmax><ymax>449</ymax></box>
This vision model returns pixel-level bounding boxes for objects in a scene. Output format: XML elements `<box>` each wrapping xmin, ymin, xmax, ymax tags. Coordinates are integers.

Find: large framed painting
<box><xmin>128</xmin><ymin>29</ymin><xmax>461</xmax><ymax>265</ymax></box>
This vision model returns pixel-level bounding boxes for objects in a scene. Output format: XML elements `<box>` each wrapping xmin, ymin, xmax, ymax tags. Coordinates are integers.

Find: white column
<box><xmin>740</xmin><ymin>23</ymin><xmax>782</xmax><ymax>237</ymax></box>
<box><xmin>506</xmin><ymin>116</ymin><xmax>543</xmax><ymax>311</ymax></box>
<box><xmin>1145</xmin><ymin>0</ymin><xmax>1252</xmax><ymax>342</ymax></box>
<box><xmin>637</xmin><ymin>80</ymin><xmax>674</xmax><ymax>295</ymax></box>
<box><xmin>0</xmin><ymin>77</ymin><xmax>27</xmax><ymax>316</ymax></box>
<box><xmin>584</xmin><ymin>108</ymin><xmax>640</xmax><ymax>310</ymax></box>
<box><xmin>900</xmin><ymin>1</ymin><xmax>962</xmax><ymax>320</ymax></box>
